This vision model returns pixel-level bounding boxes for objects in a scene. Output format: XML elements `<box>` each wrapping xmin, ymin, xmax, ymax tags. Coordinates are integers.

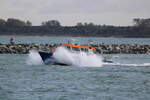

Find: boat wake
<box><xmin>104</xmin><ymin>62</ymin><xmax>150</xmax><ymax>67</ymax></box>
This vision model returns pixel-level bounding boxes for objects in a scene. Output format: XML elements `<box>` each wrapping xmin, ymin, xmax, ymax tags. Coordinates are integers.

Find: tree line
<box><xmin>0</xmin><ymin>18</ymin><xmax>150</xmax><ymax>37</ymax></box>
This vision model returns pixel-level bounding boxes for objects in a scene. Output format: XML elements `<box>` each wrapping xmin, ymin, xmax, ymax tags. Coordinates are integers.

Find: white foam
<box><xmin>26</xmin><ymin>50</ymin><xmax>43</xmax><ymax>65</ymax></box>
<box><xmin>53</xmin><ymin>47</ymin><xmax>103</xmax><ymax>67</ymax></box>
<box><xmin>104</xmin><ymin>62</ymin><xmax>150</xmax><ymax>67</ymax></box>
<box><xmin>26</xmin><ymin>47</ymin><xmax>150</xmax><ymax>67</ymax></box>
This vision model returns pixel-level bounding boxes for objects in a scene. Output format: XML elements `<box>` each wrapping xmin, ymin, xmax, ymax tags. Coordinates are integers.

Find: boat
<box><xmin>38</xmin><ymin>44</ymin><xmax>113</xmax><ymax>66</ymax></box>
<box><xmin>38</xmin><ymin>51</ymin><xmax>69</xmax><ymax>66</ymax></box>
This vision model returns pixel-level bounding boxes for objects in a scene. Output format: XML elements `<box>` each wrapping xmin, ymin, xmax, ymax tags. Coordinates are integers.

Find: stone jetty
<box><xmin>0</xmin><ymin>43</ymin><xmax>150</xmax><ymax>54</ymax></box>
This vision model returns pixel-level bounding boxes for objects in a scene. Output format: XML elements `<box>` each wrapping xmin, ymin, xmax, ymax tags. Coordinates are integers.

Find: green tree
<box><xmin>87</xmin><ymin>22</ymin><xmax>95</xmax><ymax>27</ymax></box>
<box><xmin>6</xmin><ymin>18</ymin><xmax>26</xmax><ymax>27</ymax></box>
<box><xmin>41</xmin><ymin>20</ymin><xmax>61</xmax><ymax>27</ymax></box>
<box><xmin>26</xmin><ymin>21</ymin><xmax>32</xmax><ymax>26</ymax></box>
<box><xmin>0</xmin><ymin>19</ymin><xmax>6</xmax><ymax>27</ymax></box>
<box><xmin>76</xmin><ymin>22</ymin><xmax>83</xmax><ymax>26</ymax></box>
<box><xmin>84</xmin><ymin>22</ymin><xmax>88</xmax><ymax>26</ymax></box>
<box><xmin>133</xmin><ymin>18</ymin><xmax>150</xmax><ymax>28</ymax></box>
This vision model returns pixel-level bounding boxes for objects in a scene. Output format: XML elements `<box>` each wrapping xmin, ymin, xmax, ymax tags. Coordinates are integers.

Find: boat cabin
<box><xmin>62</xmin><ymin>44</ymin><xmax>96</xmax><ymax>53</ymax></box>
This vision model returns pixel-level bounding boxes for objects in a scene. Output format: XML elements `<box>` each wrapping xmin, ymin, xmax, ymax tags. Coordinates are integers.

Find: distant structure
<box><xmin>10</xmin><ymin>37</ymin><xmax>15</xmax><ymax>44</ymax></box>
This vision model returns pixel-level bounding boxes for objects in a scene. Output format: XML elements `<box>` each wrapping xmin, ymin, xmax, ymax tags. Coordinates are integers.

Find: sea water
<box><xmin>1</xmin><ymin>36</ymin><xmax>150</xmax><ymax>44</ymax></box>
<box><xmin>0</xmin><ymin>36</ymin><xmax>150</xmax><ymax>100</ymax></box>
<box><xmin>0</xmin><ymin>52</ymin><xmax>150</xmax><ymax>100</ymax></box>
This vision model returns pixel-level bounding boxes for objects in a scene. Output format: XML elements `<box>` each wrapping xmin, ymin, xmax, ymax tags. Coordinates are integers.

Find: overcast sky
<box><xmin>0</xmin><ymin>0</ymin><xmax>149</xmax><ymax>26</ymax></box>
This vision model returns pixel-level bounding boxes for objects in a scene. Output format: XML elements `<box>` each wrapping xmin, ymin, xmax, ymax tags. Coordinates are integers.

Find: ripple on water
<box><xmin>0</xmin><ymin>54</ymin><xmax>150</xmax><ymax>100</ymax></box>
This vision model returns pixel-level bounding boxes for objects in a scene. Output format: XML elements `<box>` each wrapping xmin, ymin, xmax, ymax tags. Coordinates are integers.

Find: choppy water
<box><xmin>0</xmin><ymin>36</ymin><xmax>150</xmax><ymax>100</ymax></box>
<box><xmin>0</xmin><ymin>53</ymin><xmax>150</xmax><ymax>100</ymax></box>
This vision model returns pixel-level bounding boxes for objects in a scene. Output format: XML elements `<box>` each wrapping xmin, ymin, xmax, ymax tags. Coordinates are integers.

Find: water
<box><xmin>0</xmin><ymin>53</ymin><xmax>150</xmax><ymax>100</ymax></box>
<box><xmin>0</xmin><ymin>36</ymin><xmax>150</xmax><ymax>44</ymax></box>
<box><xmin>0</xmin><ymin>36</ymin><xmax>150</xmax><ymax>100</ymax></box>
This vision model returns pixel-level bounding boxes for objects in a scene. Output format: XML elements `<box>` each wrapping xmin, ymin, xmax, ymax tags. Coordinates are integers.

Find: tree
<box><xmin>6</xmin><ymin>18</ymin><xmax>26</xmax><ymax>27</ymax></box>
<box><xmin>26</xmin><ymin>21</ymin><xmax>32</xmax><ymax>26</ymax></box>
<box><xmin>82</xmin><ymin>22</ymin><xmax>95</xmax><ymax>27</ymax></box>
<box><xmin>87</xmin><ymin>22</ymin><xmax>95</xmax><ymax>27</ymax></box>
<box><xmin>0</xmin><ymin>19</ymin><xmax>6</xmax><ymax>27</ymax></box>
<box><xmin>76</xmin><ymin>22</ymin><xmax>83</xmax><ymax>26</ymax></box>
<box><xmin>84</xmin><ymin>22</ymin><xmax>88</xmax><ymax>26</ymax></box>
<box><xmin>41</xmin><ymin>20</ymin><xmax>61</xmax><ymax>27</ymax></box>
<box><xmin>133</xmin><ymin>18</ymin><xmax>150</xmax><ymax>28</ymax></box>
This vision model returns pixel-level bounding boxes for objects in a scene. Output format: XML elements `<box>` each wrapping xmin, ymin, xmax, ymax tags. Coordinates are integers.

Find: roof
<box><xmin>63</xmin><ymin>44</ymin><xmax>96</xmax><ymax>50</ymax></box>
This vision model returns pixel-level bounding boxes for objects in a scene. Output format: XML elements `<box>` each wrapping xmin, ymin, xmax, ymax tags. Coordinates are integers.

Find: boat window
<box><xmin>72</xmin><ymin>47</ymin><xmax>80</xmax><ymax>51</ymax></box>
<box><xmin>81</xmin><ymin>48</ymin><xmax>88</xmax><ymax>52</ymax></box>
<box><xmin>66</xmin><ymin>46</ymin><xmax>71</xmax><ymax>50</ymax></box>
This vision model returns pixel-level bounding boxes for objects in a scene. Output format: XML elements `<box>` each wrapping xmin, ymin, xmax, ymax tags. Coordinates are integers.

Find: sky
<box><xmin>0</xmin><ymin>0</ymin><xmax>149</xmax><ymax>26</ymax></box>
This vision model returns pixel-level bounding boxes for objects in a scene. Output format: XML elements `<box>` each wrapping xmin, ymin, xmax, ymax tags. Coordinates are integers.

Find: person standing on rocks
<box><xmin>10</xmin><ymin>37</ymin><xmax>15</xmax><ymax>45</ymax></box>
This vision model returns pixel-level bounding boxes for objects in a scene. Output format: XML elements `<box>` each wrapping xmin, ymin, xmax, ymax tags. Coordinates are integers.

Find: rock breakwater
<box><xmin>0</xmin><ymin>43</ymin><xmax>150</xmax><ymax>54</ymax></box>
